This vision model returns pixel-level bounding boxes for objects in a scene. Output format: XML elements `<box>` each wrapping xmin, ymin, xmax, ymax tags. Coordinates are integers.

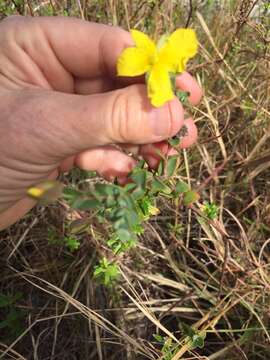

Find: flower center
<box><xmin>149</xmin><ymin>51</ymin><xmax>159</xmax><ymax>66</ymax></box>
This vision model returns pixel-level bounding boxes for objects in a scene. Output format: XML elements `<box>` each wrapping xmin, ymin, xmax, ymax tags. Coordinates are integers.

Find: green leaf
<box><xmin>69</xmin><ymin>218</ymin><xmax>91</xmax><ymax>234</ymax></box>
<box><xmin>191</xmin><ymin>334</ymin><xmax>205</xmax><ymax>349</ymax></box>
<box><xmin>137</xmin><ymin>159</ymin><xmax>146</xmax><ymax>169</ymax></box>
<box><xmin>93</xmin><ymin>258</ymin><xmax>120</xmax><ymax>286</ymax></box>
<box><xmin>116</xmin><ymin>228</ymin><xmax>133</xmax><ymax>242</ymax></box>
<box><xmin>168</xmin><ymin>137</ymin><xmax>180</xmax><ymax>147</ymax></box>
<box><xmin>157</xmin><ymin>159</ymin><xmax>164</xmax><ymax>176</ymax></box>
<box><xmin>72</xmin><ymin>198</ymin><xmax>100</xmax><ymax>210</ymax></box>
<box><xmin>175</xmin><ymin>180</ymin><xmax>189</xmax><ymax>194</ymax></box>
<box><xmin>183</xmin><ymin>190</ymin><xmax>200</xmax><ymax>206</ymax></box>
<box><xmin>167</xmin><ymin>155</ymin><xmax>179</xmax><ymax>176</ymax></box>
<box><xmin>63</xmin><ymin>187</ymin><xmax>81</xmax><ymax>201</ymax></box>
<box><xmin>123</xmin><ymin>183</ymin><xmax>137</xmax><ymax>192</ymax></box>
<box><xmin>176</xmin><ymin>90</ymin><xmax>190</xmax><ymax>104</ymax></box>
<box><xmin>132</xmin><ymin>186</ymin><xmax>146</xmax><ymax>200</ymax></box>
<box><xmin>151</xmin><ymin>178</ymin><xmax>171</xmax><ymax>195</ymax></box>
<box><xmin>95</xmin><ymin>183</ymin><xmax>119</xmax><ymax>197</ymax></box>
<box><xmin>181</xmin><ymin>322</ymin><xmax>196</xmax><ymax>338</ymax></box>
<box><xmin>105</xmin><ymin>196</ymin><xmax>117</xmax><ymax>207</ymax></box>
<box><xmin>202</xmin><ymin>202</ymin><xmax>219</xmax><ymax>220</ymax></box>
<box><xmin>130</xmin><ymin>169</ymin><xmax>147</xmax><ymax>189</ymax></box>
<box><xmin>153</xmin><ymin>334</ymin><xmax>165</xmax><ymax>343</ymax></box>
<box><xmin>65</xmin><ymin>236</ymin><xmax>80</xmax><ymax>252</ymax></box>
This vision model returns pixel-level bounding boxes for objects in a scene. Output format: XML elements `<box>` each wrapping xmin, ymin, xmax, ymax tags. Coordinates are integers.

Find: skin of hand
<box><xmin>0</xmin><ymin>16</ymin><xmax>202</xmax><ymax>230</ymax></box>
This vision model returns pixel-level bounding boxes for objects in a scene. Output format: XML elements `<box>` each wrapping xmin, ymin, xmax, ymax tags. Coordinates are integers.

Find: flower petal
<box><xmin>117</xmin><ymin>47</ymin><xmax>152</xmax><ymax>76</ymax></box>
<box><xmin>147</xmin><ymin>63</ymin><xmax>174</xmax><ymax>107</ymax></box>
<box><xmin>117</xmin><ymin>30</ymin><xmax>156</xmax><ymax>77</ymax></box>
<box><xmin>130</xmin><ymin>29</ymin><xmax>156</xmax><ymax>54</ymax></box>
<box><xmin>158</xmin><ymin>29</ymin><xmax>198</xmax><ymax>73</ymax></box>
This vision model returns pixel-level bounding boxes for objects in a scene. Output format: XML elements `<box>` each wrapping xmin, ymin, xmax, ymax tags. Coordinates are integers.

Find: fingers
<box><xmin>74</xmin><ymin>146</ymin><xmax>136</xmax><ymax>181</ymax></box>
<box><xmin>15</xmin><ymin>84</ymin><xmax>184</xmax><ymax>161</ymax></box>
<box><xmin>1</xmin><ymin>16</ymin><xmax>133</xmax><ymax>92</ymax></box>
<box><xmin>139</xmin><ymin>142</ymin><xmax>169</xmax><ymax>169</ymax></box>
<box><xmin>0</xmin><ymin>197</ymin><xmax>36</xmax><ymax>230</ymax></box>
<box><xmin>74</xmin><ymin>77</ymin><xmax>114</xmax><ymax>95</ymax></box>
<box><xmin>179</xmin><ymin>117</ymin><xmax>198</xmax><ymax>148</ymax></box>
<box><xmin>176</xmin><ymin>71</ymin><xmax>203</xmax><ymax>105</ymax></box>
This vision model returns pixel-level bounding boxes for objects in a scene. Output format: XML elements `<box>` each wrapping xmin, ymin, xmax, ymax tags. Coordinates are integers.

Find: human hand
<box><xmin>0</xmin><ymin>16</ymin><xmax>202</xmax><ymax>230</ymax></box>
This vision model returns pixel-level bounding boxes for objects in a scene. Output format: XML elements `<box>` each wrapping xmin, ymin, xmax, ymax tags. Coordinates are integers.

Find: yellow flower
<box><xmin>27</xmin><ymin>187</ymin><xmax>45</xmax><ymax>199</ymax></box>
<box><xmin>117</xmin><ymin>29</ymin><xmax>198</xmax><ymax>107</ymax></box>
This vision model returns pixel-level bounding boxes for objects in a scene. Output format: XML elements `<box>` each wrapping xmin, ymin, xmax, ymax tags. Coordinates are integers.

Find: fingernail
<box><xmin>149</xmin><ymin>99</ymin><xmax>183</xmax><ymax>137</ymax></box>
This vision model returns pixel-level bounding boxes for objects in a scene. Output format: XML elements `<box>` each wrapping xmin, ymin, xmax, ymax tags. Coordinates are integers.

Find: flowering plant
<box><xmin>117</xmin><ymin>29</ymin><xmax>198</xmax><ymax>107</ymax></box>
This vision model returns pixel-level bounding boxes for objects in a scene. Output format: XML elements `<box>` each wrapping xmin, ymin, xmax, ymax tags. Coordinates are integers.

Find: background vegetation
<box><xmin>0</xmin><ymin>0</ymin><xmax>269</xmax><ymax>359</ymax></box>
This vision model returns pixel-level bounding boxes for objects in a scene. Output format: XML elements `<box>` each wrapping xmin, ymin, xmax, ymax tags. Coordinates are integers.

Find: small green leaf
<box><xmin>175</xmin><ymin>180</ymin><xmax>189</xmax><ymax>194</ymax></box>
<box><xmin>132</xmin><ymin>186</ymin><xmax>146</xmax><ymax>200</ymax></box>
<box><xmin>123</xmin><ymin>183</ymin><xmax>137</xmax><ymax>192</ymax></box>
<box><xmin>106</xmin><ymin>196</ymin><xmax>117</xmax><ymax>207</ymax></box>
<box><xmin>168</xmin><ymin>137</ymin><xmax>180</xmax><ymax>147</ymax></box>
<box><xmin>167</xmin><ymin>155</ymin><xmax>179</xmax><ymax>176</ymax></box>
<box><xmin>202</xmin><ymin>202</ymin><xmax>219</xmax><ymax>219</ymax></box>
<box><xmin>176</xmin><ymin>90</ymin><xmax>190</xmax><ymax>104</ymax></box>
<box><xmin>65</xmin><ymin>236</ymin><xmax>80</xmax><ymax>252</ymax></box>
<box><xmin>181</xmin><ymin>322</ymin><xmax>196</xmax><ymax>338</ymax></box>
<box><xmin>157</xmin><ymin>159</ymin><xmax>164</xmax><ymax>176</ymax></box>
<box><xmin>69</xmin><ymin>218</ymin><xmax>91</xmax><ymax>234</ymax></box>
<box><xmin>130</xmin><ymin>169</ymin><xmax>147</xmax><ymax>188</ymax></box>
<box><xmin>137</xmin><ymin>159</ymin><xmax>146</xmax><ymax>169</ymax></box>
<box><xmin>95</xmin><ymin>183</ymin><xmax>119</xmax><ymax>197</ymax></box>
<box><xmin>151</xmin><ymin>178</ymin><xmax>171</xmax><ymax>195</ymax></box>
<box><xmin>116</xmin><ymin>228</ymin><xmax>132</xmax><ymax>242</ymax></box>
<box><xmin>93</xmin><ymin>258</ymin><xmax>120</xmax><ymax>286</ymax></box>
<box><xmin>72</xmin><ymin>198</ymin><xmax>100</xmax><ymax>210</ymax></box>
<box><xmin>153</xmin><ymin>334</ymin><xmax>165</xmax><ymax>343</ymax></box>
<box><xmin>191</xmin><ymin>334</ymin><xmax>205</xmax><ymax>349</ymax></box>
<box><xmin>63</xmin><ymin>187</ymin><xmax>81</xmax><ymax>201</ymax></box>
<box><xmin>183</xmin><ymin>190</ymin><xmax>200</xmax><ymax>206</ymax></box>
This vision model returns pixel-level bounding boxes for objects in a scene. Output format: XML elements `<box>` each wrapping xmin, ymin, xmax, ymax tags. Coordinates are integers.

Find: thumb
<box><xmin>26</xmin><ymin>84</ymin><xmax>184</xmax><ymax>159</ymax></box>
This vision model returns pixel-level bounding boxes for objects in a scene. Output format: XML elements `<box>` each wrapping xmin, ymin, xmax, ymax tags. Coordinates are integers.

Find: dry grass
<box><xmin>0</xmin><ymin>0</ymin><xmax>270</xmax><ymax>359</ymax></box>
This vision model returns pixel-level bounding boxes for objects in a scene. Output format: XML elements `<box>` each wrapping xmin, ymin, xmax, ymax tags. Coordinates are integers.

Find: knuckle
<box><xmin>110</xmin><ymin>89</ymin><xmax>129</xmax><ymax>143</ymax></box>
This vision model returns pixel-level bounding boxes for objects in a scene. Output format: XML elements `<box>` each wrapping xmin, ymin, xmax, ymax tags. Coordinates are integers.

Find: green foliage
<box><xmin>65</xmin><ymin>236</ymin><xmax>80</xmax><ymax>252</ymax></box>
<box><xmin>153</xmin><ymin>334</ymin><xmax>179</xmax><ymax>359</ymax></box>
<box><xmin>0</xmin><ymin>0</ymin><xmax>16</xmax><ymax>16</ymax></box>
<box><xmin>176</xmin><ymin>90</ymin><xmax>190</xmax><ymax>104</ymax></box>
<box><xmin>47</xmin><ymin>227</ymin><xmax>80</xmax><ymax>252</ymax></box>
<box><xmin>93</xmin><ymin>258</ymin><xmax>120</xmax><ymax>286</ymax></box>
<box><xmin>202</xmin><ymin>202</ymin><xmax>219</xmax><ymax>220</ymax></box>
<box><xmin>167</xmin><ymin>223</ymin><xmax>183</xmax><ymax>236</ymax></box>
<box><xmin>0</xmin><ymin>293</ymin><xmax>25</xmax><ymax>341</ymax></box>
<box><xmin>166</xmin><ymin>155</ymin><xmax>179</xmax><ymax>176</ymax></box>
<box><xmin>181</xmin><ymin>322</ymin><xmax>206</xmax><ymax>350</ymax></box>
<box><xmin>168</xmin><ymin>137</ymin><xmax>180</xmax><ymax>147</ymax></box>
<box><xmin>107</xmin><ymin>233</ymin><xmax>137</xmax><ymax>254</ymax></box>
<box><xmin>183</xmin><ymin>190</ymin><xmax>200</xmax><ymax>206</ymax></box>
<box><xmin>153</xmin><ymin>325</ymin><xmax>206</xmax><ymax>358</ymax></box>
<box><xmin>62</xmin><ymin>158</ymin><xmax>202</xmax><ymax>285</ymax></box>
<box><xmin>174</xmin><ymin>180</ymin><xmax>189</xmax><ymax>195</ymax></box>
